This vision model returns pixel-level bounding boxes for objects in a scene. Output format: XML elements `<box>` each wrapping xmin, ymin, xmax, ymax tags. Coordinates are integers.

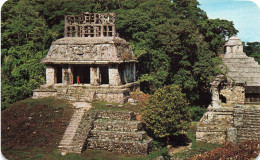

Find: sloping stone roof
<box><xmin>223</xmin><ymin>37</ymin><xmax>260</xmax><ymax>86</ymax></box>
<box><xmin>42</xmin><ymin>37</ymin><xmax>137</xmax><ymax>64</ymax></box>
<box><xmin>225</xmin><ymin>36</ymin><xmax>243</xmax><ymax>46</ymax></box>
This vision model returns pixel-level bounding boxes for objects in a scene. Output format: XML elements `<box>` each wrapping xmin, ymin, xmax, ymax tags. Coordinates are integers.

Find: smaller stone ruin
<box><xmin>33</xmin><ymin>12</ymin><xmax>139</xmax><ymax>103</ymax></box>
<box><xmin>196</xmin><ymin>36</ymin><xmax>260</xmax><ymax>144</ymax></box>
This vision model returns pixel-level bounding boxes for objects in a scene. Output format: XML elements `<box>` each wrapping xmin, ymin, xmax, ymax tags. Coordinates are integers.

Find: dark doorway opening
<box><xmin>245</xmin><ymin>93</ymin><xmax>260</xmax><ymax>104</ymax></box>
<box><xmin>56</xmin><ymin>65</ymin><xmax>62</xmax><ymax>83</ymax></box>
<box><xmin>219</xmin><ymin>94</ymin><xmax>227</xmax><ymax>103</ymax></box>
<box><xmin>73</xmin><ymin>65</ymin><xmax>90</xmax><ymax>84</ymax></box>
<box><xmin>245</xmin><ymin>86</ymin><xmax>260</xmax><ymax>104</ymax></box>
<box><xmin>100</xmin><ymin>66</ymin><xmax>109</xmax><ymax>84</ymax></box>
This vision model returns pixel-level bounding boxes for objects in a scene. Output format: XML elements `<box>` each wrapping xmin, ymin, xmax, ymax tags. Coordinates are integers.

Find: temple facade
<box><xmin>196</xmin><ymin>36</ymin><xmax>260</xmax><ymax>144</ymax></box>
<box><xmin>33</xmin><ymin>12</ymin><xmax>139</xmax><ymax>103</ymax></box>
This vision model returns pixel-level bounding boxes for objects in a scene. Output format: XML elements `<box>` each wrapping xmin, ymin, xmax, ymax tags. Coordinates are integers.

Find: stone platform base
<box><xmin>196</xmin><ymin>105</ymin><xmax>260</xmax><ymax>144</ymax></box>
<box><xmin>33</xmin><ymin>82</ymin><xmax>139</xmax><ymax>104</ymax></box>
<box><xmin>86</xmin><ymin>110</ymin><xmax>152</xmax><ymax>155</ymax></box>
<box><xmin>59</xmin><ymin>109</ymin><xmax>152</xmax><ymax>155</ymax></box>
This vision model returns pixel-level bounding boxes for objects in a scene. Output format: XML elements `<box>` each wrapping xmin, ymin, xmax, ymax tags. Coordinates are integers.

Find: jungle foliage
<box><xmin>2</xmin><ymin>0</ymin><xmax>239</xmax><ymax>110</ymax></box>
<box><xmin>244</xmin><ymin>42</ymin><xmax>260</xmax><ymax>63</ymax></box>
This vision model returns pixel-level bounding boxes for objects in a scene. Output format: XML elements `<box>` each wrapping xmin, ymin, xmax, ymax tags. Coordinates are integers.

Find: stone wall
<box><xmin>93</xmin><ymin>119</ymin><xmax>143</xmax><ymax>132</ymax></box>
<box><xmin>32</xmin><ymin>88</ymin><xmax>57</xmax><ymax>99</ymax></box>
<box><xmin>33</xmin><ymin>82</ymin><xmax>140</xmax><ymax>104</ymax></box>
<box><xmin>220</xmin><ymin>85</ymin><xmax>245</xmax><ymax>105</ymax></box>
<box><xmin>86</xmin><ymin>138</ymin><xmax>152</xmax><ymax>155</ymax></box>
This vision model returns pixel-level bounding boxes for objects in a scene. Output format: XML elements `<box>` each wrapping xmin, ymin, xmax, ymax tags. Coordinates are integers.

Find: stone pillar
<box><xmin>46</xmin><ymin>65</ymin><xmax>56</xmax><ymax>85</ymax></box>
<box><xmin>109</xmin><ymin>65</ymin><xmax>121</xmax><ymax>86</ymax></box>
<box><xmin>90</xmin><ymin>66</ymin><xmax>100</xmax><ymax>85</ymax></box>
<box><xmin>62</xmin><ymin>65</ymin><xmax>72</xmax><ymax>85</ymax></box>
<box><xmin>68</xmin><ymin>65</ymin><xmax>73</xmax><ymax>84</ymax></box>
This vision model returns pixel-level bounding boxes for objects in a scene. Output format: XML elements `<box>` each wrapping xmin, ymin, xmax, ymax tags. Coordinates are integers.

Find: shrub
<box><xmin>141</xmin><ymin>85</ymin><xmax>192</xmax><ymax>144</ymax></box>
<box><xmin>190</xmin><ymin>106</ymin><xmax>207</xmax><ymax>121</ymax></box>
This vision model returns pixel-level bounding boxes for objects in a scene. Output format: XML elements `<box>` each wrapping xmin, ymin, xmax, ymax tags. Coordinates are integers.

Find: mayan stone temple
<box><xmin>33</xmin><ymin>12</ymin><xmax>152</xmax><ymax>155</ymax></box>
<box><xmin>33</xmin><ymin>12</ymin><xmax>139</xmax><ymax>103</ymax></box>
<box><xmin>196</xmin><ymin>36</ymin><xmax>260</xmax><ymax>144</ymax></box>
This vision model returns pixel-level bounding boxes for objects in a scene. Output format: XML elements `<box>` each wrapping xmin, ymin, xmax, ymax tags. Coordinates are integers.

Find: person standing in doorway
<box><xmin>77</xmin><ymin>76</ymin><xmax>80</xmax><ymax>84</ymax></box>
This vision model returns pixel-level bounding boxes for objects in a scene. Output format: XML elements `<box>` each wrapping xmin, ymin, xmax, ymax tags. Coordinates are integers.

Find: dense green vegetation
<box><xmin>244</xmin><ymin>42</ymin><xmax>260</xmax><ymax>63</ymax></box>
<box><xmin>142</xmin><ymin>85</ymin><xmax>191</xmax><ymax>143</ymax></box>
<box><xmin>1</xmin><ymin>0</ymin><xmax>240</xmax><ymax>110</ymax></box>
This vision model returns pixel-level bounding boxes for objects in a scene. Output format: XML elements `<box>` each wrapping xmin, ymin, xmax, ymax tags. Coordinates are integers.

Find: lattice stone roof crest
<box><xmin>64</xmin><ymin>12</ymin><xmax>117</xmax><ymax>38</ymax></box>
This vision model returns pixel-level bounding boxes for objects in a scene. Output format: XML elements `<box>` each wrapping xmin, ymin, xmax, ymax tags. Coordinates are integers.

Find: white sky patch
<box><xmin>237</xmin><ymin>0</ymin><xmax>260</xmax><ymax>9</ymax></box>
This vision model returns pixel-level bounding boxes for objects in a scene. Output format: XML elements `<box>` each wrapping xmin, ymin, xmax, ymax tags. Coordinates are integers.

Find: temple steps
<box><xmin>85</xmin><ymin>110</ymin><xmax>152</xmax><ymax>155</ymax></box>
<box><xmin>86</xmin><ymin>138</ymin><xmax>152</xmax><ymax>155</ymax></box>
<box><xmin>90</xmin><ymin>130</ymin><xmax>147</xmax><ymax>141</ymax></box>
<box><xmin>93</xmin><ymin>119</ymin><xmax>143</xmax><ymax>132</ymax></box>
<box><xmin>227</xmin><ymin>72</ymin><xmax>260</xmax><ymax>78</ymax></box>
<box><xmin>227</xmin><ymin>67</ymin><xmax>260</xmax><ymax>73</ymax></box>
<box><xmin>58</xmin><ymin>102</ymin><xmax>92</xmax><ymax>154</ymax></box>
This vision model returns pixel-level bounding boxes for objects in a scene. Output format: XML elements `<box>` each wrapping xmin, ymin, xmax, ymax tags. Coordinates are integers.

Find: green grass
<box><xmin>170</xmin><ymin>122</ymin><xmax>222</xmax><ymax>159</ymax></box>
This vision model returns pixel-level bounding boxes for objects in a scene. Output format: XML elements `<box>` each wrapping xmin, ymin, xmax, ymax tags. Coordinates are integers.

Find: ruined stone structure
<box><xmin>33</xmin><ymin>12</ymin><xmax>139</xmax><ymax>104</ymax></box>
<box><xmin>196</xmin><ymin>36</ymin><xmax>260</xmax><ymax>144</ymax></box>
<box><xmin>59</xmin><ymin>109</ymin><xmax>152</xmax><ymax>155</ymax></box>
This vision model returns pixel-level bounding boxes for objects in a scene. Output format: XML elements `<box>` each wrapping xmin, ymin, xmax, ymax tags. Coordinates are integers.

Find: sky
<box><xmin>197</xmin><ymin>0</ymin><xmax>260</xmax><ymax>42</ymax></box>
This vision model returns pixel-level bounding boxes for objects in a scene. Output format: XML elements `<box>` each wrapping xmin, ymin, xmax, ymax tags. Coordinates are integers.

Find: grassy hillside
<box><xmin>1</xmin><ymin>98</ymin><xmax>74</xmax><ymax>159</ymax></box>
<box><xmin>1</xmin><ymin>98</ymin><xmax>168</xmax><ymax>160</ymax></box>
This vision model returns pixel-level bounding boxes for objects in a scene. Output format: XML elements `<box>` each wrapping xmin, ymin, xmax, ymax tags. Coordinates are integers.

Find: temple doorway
<box><xmin>73</xmin><ymin>65</ymin><xmax>90</xmax><ymax>84</ymax></box>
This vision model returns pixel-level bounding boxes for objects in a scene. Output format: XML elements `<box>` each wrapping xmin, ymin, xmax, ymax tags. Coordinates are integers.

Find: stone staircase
<box><xmin>58</xmin><ymin>102</ymin><xmax>93</xmax><ymax>154</ymax></box>
<box><xmin>234</xmin><ymin>105</ymin><xmax>260</xmax><ymax>143</ymax></box>
<box><xmin>86</xmin><ymin>110</ymin><xmax>152</xmax><ymax>155</ymax></box>
<box><xmin>59</xmin><ymin>105</ymin><xmax>152</xmax><ymax>155</ymax></box>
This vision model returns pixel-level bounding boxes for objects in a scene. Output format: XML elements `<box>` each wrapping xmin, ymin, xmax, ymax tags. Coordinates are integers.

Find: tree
<box><xmin>141</xmin><ymin>85</ymin><xmax>191</xmax><ymax>144</ymax></box>
<box><xmin>244</xmin><ymin>42</ymin><xmax>260</xmax><ymax>63</ymax></box>
<box><xmin>1</xmin><ymin>0</ymin><xmax>238</xmax><ymax>110</ymax></box>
